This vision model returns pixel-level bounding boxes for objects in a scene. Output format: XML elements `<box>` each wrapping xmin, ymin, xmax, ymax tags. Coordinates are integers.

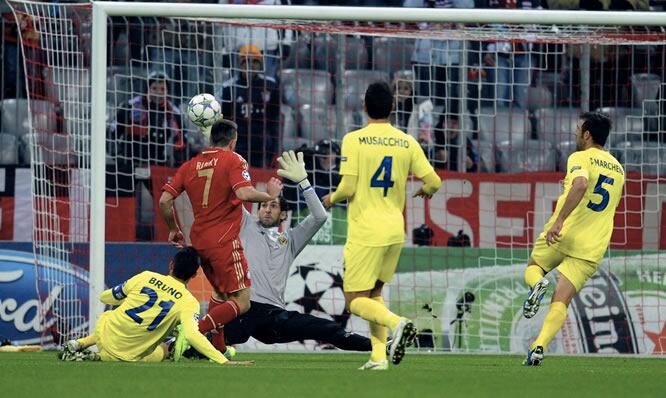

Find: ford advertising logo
<box><xmin>0</xmin><ymin>249</ymin><xmax>89</xmax><ymax>345</ymax></box>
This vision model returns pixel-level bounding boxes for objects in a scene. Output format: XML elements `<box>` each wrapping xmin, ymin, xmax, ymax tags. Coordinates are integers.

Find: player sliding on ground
<box><xmin>522</xmin><ymin>112</ymin><xmax>624</xmax><ymax>366</ymax></box>
<box><xmin>159</xmin><ymin>119</ymin><xmax>282</xmax><ymax>356</ymax></box>
<box><xmin>176</xmin><ymin>151</ymin><xmax>371</xmax><ymax>360</ymax></box>
<box><xmin>60</xmin><ymin>248</ymin><xmax>251</xmax><ymax>365</ymax></box>
<box><xmin>323</xmin><ymin>81</ymin><xmax>442</xmax><ymax>370</ymax></box>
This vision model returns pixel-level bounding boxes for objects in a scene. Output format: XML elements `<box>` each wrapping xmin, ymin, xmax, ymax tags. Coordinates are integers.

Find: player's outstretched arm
<box><xmin>235</xmin><ymin>177</ymin><xmax>283</xmax><ymax>203</ymax></box>
<box><xmin>179</xmin><ymin>310</ymin><xmax>229</xmax><ymax>365</ymax></box>
<box><xmin>323</xmin><ymin>175</ymin><xmax>357</xmax><ymax>209</ymax></box>
<box><xmin>546</xmin><ymin>176</ymin><xmax>588</xmax><ymax>246</ymax></box>
<box><xmin>158</xmin><ymin>191</ymin><xmax>185</xmax><ymax>248</ymax></box>
<box><xmin>413</xmin><ymin>171</ymin><xmax>442</xmax><ymax>199</ymax></box>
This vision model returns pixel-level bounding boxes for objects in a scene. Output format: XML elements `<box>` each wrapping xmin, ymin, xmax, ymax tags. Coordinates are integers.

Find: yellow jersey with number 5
<box><xmin>339</xmin><ymin>123</ymin><xmax>434</xmax><ymax>247</ymax></box>
<box><xmin>543</xmin><ymin>147</ymin><xmax>624</xmax><ymax>263</ymax></box>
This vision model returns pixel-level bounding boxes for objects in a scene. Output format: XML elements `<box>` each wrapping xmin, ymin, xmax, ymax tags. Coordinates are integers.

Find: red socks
<box><xmin>198</xmin><ymin>297</ymin><xmax>240</xmax><ymax>353</ymax></box>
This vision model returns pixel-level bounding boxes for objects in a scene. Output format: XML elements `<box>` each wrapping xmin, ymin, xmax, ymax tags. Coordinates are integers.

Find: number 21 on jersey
<box><xmin>371</xmin><ymin>156</ymin><xmax>394</xmax><ymax>197</ymax></box>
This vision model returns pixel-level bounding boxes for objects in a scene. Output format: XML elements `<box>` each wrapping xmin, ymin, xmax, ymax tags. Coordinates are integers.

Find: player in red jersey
<box><xmin>158</xmin><ymin>119</ymin><xmax>282</xmax><ymax>353</ymax></box>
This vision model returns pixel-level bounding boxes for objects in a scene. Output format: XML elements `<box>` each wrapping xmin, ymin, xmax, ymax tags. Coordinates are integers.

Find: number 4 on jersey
<box><xmin>371</xmin><ymin>156</ymin><xmax>394</xmax><ymax>197</ymax></box>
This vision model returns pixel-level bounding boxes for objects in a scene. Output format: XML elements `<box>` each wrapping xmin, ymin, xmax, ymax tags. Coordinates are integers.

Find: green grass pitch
<box><xmin>1</xmin><ymin>352</ymin><xmax>663</xmax><ymax>398</ymax></box>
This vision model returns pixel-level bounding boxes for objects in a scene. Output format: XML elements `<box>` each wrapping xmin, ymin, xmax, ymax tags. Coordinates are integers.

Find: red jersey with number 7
<box><xmin>162</xmin><ymin>148</ymin><xmax>253</xmax><ymax>249</ymax></box>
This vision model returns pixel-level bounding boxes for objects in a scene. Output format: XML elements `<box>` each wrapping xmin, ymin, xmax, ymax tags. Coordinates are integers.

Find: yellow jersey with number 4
<box><xmin>543</xmin><ymin>147</ymin><xmax>624</xmax><ymax>263</ymax></box>
<box><xmin>97</xmin><ymin>271</ymin><xmax>225</xmax><ymax>363</ymax></box>
<box><xmin>339</xmin><ymin>123</ymin><xmax>434</xmax><ymax>246</ymax></box>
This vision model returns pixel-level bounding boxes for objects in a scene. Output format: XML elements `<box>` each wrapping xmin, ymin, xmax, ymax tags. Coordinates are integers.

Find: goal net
<box><xmin>7</xmin><ymin>0</ymin><xmax>666</xmax><ymax>354</ymax></box>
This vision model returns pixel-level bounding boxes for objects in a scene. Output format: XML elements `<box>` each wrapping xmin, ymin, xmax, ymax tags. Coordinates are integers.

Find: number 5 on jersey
<box><xmin>371</xmin><ymin>156</ymin><xmax>394</xmax><ymax>197</ymax></box>
<box><xmin>587</xmin><ymin>174</ymin><xmax>614</xmax><ymax>212</ymax></box>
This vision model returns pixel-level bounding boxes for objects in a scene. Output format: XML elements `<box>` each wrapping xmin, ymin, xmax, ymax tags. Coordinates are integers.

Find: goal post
<box><xmin>7</xmin><ymin>0</ymin><xmax>666</xmax><ymax>354</ymax></box>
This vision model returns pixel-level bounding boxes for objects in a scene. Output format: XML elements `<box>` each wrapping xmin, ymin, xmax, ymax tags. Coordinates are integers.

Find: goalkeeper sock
<box><xmin>524</xmin><ymin>265</ymin><xmax>545</xmax><ymax>288</ymax></box>
<box><xmin>369</xmin><ymin>296</ymin><xmax>388</xmax><ymax>362</ymax></box>
<box><xmin>349</xmin><ymin>296</ymin><xmax>401</xmax><ymax>331</ymax></box>
<box><xmin>199</xmin><ymin>297</ymin><xmax>240</xmax><ymax>334</ymax></box>
<box><xmin>77</xmin><ymin>334</ymin><xmax>96</xmax><ymax>349</ymax></box>
<box><xmin>531</xmin><ymin>301</ymin><xmax>568</xmax><ymax>352</ymax></box>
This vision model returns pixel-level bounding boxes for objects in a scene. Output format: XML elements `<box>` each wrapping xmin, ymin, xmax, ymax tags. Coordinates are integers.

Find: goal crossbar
<box><xmin>81</xmin><ymin>0</ymin><xmax>666</xmax><ymax>332</ymax></box>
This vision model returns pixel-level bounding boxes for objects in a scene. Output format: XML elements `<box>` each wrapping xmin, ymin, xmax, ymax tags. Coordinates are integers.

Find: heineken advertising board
<box><xmin>242</xmin><ymin>246</ymin><xmax>666</xmax><ymax>355</ymax></box>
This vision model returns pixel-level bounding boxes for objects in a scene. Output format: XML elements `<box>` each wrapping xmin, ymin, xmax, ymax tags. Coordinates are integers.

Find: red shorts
<box><xmin>198</xmin><ymin>238</ymin><xmax>251</xmax><ymax>294</ymax></box>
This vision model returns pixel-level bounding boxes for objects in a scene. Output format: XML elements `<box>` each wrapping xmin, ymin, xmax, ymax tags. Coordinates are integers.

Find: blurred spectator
<box><xmin>482</xmin><ymin>0</ymin><xmax>538</xmax><ymax>108</ymax></box>
<box><xmin>219</xmin><ymin>44</ymin><xmax>280</xmax><ymax>168</ymax></box>
<box><xmin>391</xmin><ymin>71</ymin><xmax>434</xmax><ymax>157</ymax></box>
<box><xmin>113</xmin><ymin>71</ymin><xmax>185</xmax><ymax>166</ymax></box>
<box><xmin>311</xmin><ymin>139</ymin><xmax>342</xmax><ymax>199</ymax></box>
<box><xmin>545</xmin><ymin>0</ymin><xmax>648</xmax><ymax>9</ymax></box>
<box><xmin>3</xmin><ymin>11</ymin><xmax>43</xmax><ymax>98</ymax></box>
<box><xmin>405</xmin><ymin>0</ymin><xmax>474</xmax><ymax>112</ymax></box>
<box><xmin>285</xmin><ymin>139</ymin><xmax>347</xmax><ymax>245</ymax></box>
<box><xmin>216</xmin><ymin>0</ymin><xmax>293</xmax><ymax>78</ymax></box>
<box><xmin>433</xmin><ymin>114</ymin><xmax>478</xmax><ymax>172</ymax></box>
<box><xmin>111</xmin><ymin>71</ymin><xmax>185</xmax><ymax>241</ymax></box>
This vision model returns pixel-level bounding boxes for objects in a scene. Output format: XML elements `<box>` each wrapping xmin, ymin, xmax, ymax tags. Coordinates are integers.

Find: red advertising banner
<box><xmin>0</xmin><ymin>167</ymin><xmax>664</xmax><ymax>249</ymax></box>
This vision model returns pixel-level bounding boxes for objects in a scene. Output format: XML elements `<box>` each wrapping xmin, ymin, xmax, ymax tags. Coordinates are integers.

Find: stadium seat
<box><xmin>0</xmin><ymin>133</ymin><xmax>19</xmax><ymax>165</ymax></box>
<box><xmin>25</xmin><ymin>132</ymin><xmax>74</xmax><ymax>166</ymax></box>
<box><xmin>497</xmin><ymin>140</ymin><xmax>557</xmax><ymax>173</ymax></box>
<box><xmin>596</xmin><ymin>106</ymin><xmax>643</xmax><ymax>146</ymax></box>
<box><xmin>47</xmin><ymin>67</ymin><xmax>90</xmax><ymax>106</ymax></box>
<box><xmin>280</xmin><ymin>69</ymin><xmax>333</xmax><ymax>108</ymax></box>
<box><xmin>631</xmin><ymin>73</ymin><xmax>661</xmax><ymax>114</ymax></box>
<box><xmin>282</xmin><ymin>105</ymin><xmax>297</xmax><ymax>139</ymax></box>
<box><xmin>526</xmin><ymin>86</ymin><xmax>553</xmax><ymax>113</ymax></box>
<box><xmin>0</xmin><ymin>99</ymin><xmax>58</xmax><ymax>138</ymax></box>
<box><xmin>620</xmin><ymin>142</ymin><xmax>661</xmax><ymax>175</ymax></box>
<box><xmin>474</xmin><ymin>140</ymin><xmax>498</xmax><ymax>172</ymax></box>
<box><xmin>477</xmin><ymin>107</ymin><xmax>529</xmax><ymax>144</ymax></box>
<box><xmin>556</xmin><ymin>140</ymin><xmax>577</xmax><ymax>172</ymax></box>
<box><xmin>534</xmin><ymin>107</ymin><xmax>579</xmax><ymax>147</ymax></box>
<box><xmin>343</xmin><ymin>70</ymin><xmax>391</xmax><ymax>111</ymax></box>
<box><xmin>283</xmin><ymin>35</ymin><xmax>313</xmax><ymax>69</ymax></box>
<box><xmin>313</xmin><ymin>36</ymin><xmax>368</xmax><ymax>72</ymax></box>
<box><xmin>299</xmin><ymin>104</ymin><xmax>339</xmax><ymax>142</ymax></box>
<box><xmin>281</xmin><ymin>104</ymin><xmax>308</xmax><ymax>150</ymax></box>
<box><xmin>372</xmin><ymin>37</ymin><xmax>414</xmax><ymax>76</ymax></box>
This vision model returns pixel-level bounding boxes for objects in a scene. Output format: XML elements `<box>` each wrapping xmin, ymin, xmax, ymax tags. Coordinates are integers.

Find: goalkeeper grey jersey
<box><xmin>239</xmin><ymin>187</ymin><xmax>327</xmax><ymax>308</ymax></box>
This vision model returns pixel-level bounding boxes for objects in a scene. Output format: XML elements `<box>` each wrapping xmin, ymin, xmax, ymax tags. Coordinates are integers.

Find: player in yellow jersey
<box><xmin>522</xmin><ymin>112</ymin><xmax>624</xmax><ymax>366</ymax></box>
<box><xmin>323</xmin><ymin>82</ymin><xmax>442</xmax><ymax>370</ymax></box>
<box><xmin>59</xmin><ymin>247</ymin><xmax>250</xmax><ymax>365</ymax></box>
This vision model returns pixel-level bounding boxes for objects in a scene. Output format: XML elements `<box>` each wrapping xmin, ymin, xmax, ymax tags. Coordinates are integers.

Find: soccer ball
<box><xmin>186</xmin><ymin>93</ymin><xmax>222</xmax><ymax>129</ymax></box>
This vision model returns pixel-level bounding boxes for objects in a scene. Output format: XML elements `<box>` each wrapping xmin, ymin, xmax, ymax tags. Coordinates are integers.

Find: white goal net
<box><xmin>5</xmin><ymin>0</ymin><xmax>666</xmax><ymax>355</ymax></box>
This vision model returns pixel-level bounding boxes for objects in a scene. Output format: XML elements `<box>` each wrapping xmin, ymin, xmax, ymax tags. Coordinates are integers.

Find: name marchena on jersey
<box><xmin>589</xmin><ymin>157</ymin><xmax>624</xmax><ymax>175</ymax></box>
<box><xmin>196</xmin><ymin>158</ymin><xmax>219</xmax><ymax>170</ymax></box>
<box><xmin>358</xmin><ymin>136</ymin><xmax>410</xmax><ymax>148</ymax></box>
<box><xmin>148</xmin><ymin>277</ymin><xmax>183</xmax><ymax>299</ymax></box>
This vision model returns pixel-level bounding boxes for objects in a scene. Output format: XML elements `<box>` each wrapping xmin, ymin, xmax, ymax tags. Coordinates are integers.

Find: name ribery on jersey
<box><xmin>196</xmin><ymin>158</ymin><xmax>219</xmax><ymax>170</ymax></box>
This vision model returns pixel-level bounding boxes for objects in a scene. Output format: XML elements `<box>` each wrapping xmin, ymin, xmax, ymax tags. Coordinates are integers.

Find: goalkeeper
<box><xmin>177</xmin><ymin>151</ymin><xmax>370</xmax><ymax>358</ymax></box>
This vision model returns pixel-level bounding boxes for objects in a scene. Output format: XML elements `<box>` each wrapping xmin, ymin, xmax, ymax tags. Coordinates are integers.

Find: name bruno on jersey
<box><xmin>358</xmin><ymin>136</ymin><xmax>410</xmax><ymax>148</ymax></box>
<box><xmin>147</xmin><ymin>277</ymin><xmax>184</xmax><ymax>299</ymax></box>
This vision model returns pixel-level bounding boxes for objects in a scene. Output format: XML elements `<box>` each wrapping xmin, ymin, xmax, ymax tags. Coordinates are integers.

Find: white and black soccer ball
<box><xmin>186</xmin><ymin>93</ymin><xmax>222</xmax><ymax>128</ymax></box>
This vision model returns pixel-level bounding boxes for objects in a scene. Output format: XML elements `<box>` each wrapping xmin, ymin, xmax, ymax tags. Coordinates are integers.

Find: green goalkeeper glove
<box><xmin>277</xmin><ymin>150</ymin><xmax>308</xmax><ymax>184</ymax></box>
